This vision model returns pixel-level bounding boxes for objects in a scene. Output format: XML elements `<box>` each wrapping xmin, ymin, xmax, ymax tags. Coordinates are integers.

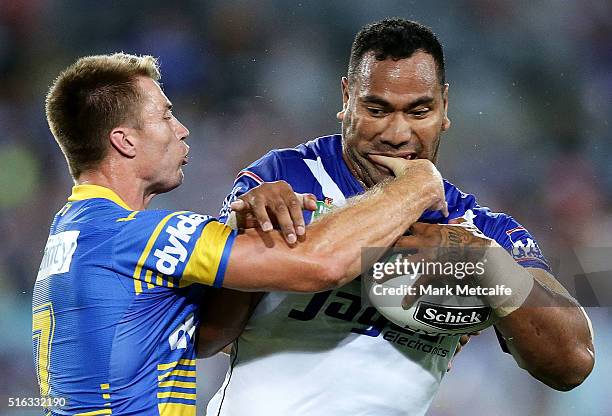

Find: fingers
<box><xmin>458</xmin><ymin>334</ymin><xmax>471</xmax><ymax>347</ymax></box>
<box><xmin>234</xmin><ymin>182</ymin><xmax>313</xmax><ymax>244</ymax></box>
<box><xmin>431</xmin><ymin>198</ymin><xmax>449</xmax><ymax>218</ymax></box>
<box><xmin>277</xmin><ymin>191</ymin><xmax>302</xmax><ymax>243</ymax></box>
<box><xmin>368</xmin><ymin>154</ymin><xmax>409</xmax><ymax>177</ymax></box>
<box><xmin>299</xmin><ymin>193</ymin><xmax>318</xmax><ymax>212</ymax></box>
<box><xmin>249</xmin><ymin>196</ymin><xmax>274</xmax><ymax>232</ymax></box>
<box><xmin>393</xmin><ymin>235</ymin><xmax>423</xmax><ymax>249</ymax></box>
<box><xmin>401</xmin><ymin>272</ymin><xmax>439</xmax><ymax>309</ymax></box>
<box><xmin>230</xmin><ymin>199</ymin><xmax>247</xmax><ymax>212</ymax></box>
<box><xmin>409</xmin><ymin>222</ymin><xmax>432</xmax><ymax>235</ymax></box>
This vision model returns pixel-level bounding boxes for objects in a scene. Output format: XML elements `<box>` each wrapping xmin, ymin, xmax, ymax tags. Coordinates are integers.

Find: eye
<box><xmin>366</xmin><ymin>107</ymin><xmax>386</xmax><ymax>117</ymax></box>
<box><xmin>412</xmin><ymin>108</ymin><xmax>431</xmax><ymax>118</ymax></box>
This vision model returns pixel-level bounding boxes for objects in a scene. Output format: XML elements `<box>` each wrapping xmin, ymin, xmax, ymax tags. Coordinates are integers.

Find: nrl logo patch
<box><xmin>312</xmin><ymin>197</ymin><xmax>334</xmax><ymax>219</ymax></box>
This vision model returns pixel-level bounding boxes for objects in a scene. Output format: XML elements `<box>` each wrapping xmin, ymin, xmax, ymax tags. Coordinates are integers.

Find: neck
<box><xmin>76</xmin><ymin>164</ymin><xmax>154</xmax><ymax>210</ymax></box>
<box><xmin>341</xmin><ymin>148</ymin><xmax>374</xmax><ymax>190</ymax></box>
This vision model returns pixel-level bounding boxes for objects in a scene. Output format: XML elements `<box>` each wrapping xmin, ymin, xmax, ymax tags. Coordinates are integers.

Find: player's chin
<box><xmin>369</xmin><ymin>164</ymin><xmax>395</xmax><ymax>182</ymax></box>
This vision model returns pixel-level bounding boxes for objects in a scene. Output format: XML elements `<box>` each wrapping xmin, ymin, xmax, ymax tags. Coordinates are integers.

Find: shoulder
<box><xmin>241</xmin><ymin>134</ymin><xmax>341</xmax><ymax>178</ymax></box>
<box><xmin>445</xmin><ymin>180</ymin><xmax>550</xmax><ymax>270</ymax></box>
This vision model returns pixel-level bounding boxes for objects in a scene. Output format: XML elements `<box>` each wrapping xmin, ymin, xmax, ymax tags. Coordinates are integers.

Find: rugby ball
<box><xmin>366</xmin><ymin>271</ymin><xmax>497</xmax><ymax>336</ymax></box>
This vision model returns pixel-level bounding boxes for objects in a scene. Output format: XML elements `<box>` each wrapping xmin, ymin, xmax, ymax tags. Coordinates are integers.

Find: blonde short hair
<box><xmin>46</xmin><ymin>53</ymin><xmax>160</xmax><ymax>178</ymax></box>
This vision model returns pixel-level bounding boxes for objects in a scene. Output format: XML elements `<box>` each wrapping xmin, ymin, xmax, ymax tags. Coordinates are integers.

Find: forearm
<box><xmin>493</xmin><ymin>264</ymin><xmax>594</xmax><ymax>390</ymax></box>
<box><xmin>197</xmin><ymin>289</ymin><xmax>261</xmax><ymax>358</ymax></box>
<box><xmin>303</xmin><ymin>177</ymin><xmax>436</xmax><ymax>283</ymax></box>
<box><xmin>224</xmin><ymin>174</ymin><xmax>440</xmax><ymax>292</ymax></box>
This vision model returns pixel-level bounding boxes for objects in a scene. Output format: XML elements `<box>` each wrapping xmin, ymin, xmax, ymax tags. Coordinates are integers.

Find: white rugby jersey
<box><xmin>208</xmin><ymin>135</ymin><xmax>550</xmax><ymax>416</ymax></box>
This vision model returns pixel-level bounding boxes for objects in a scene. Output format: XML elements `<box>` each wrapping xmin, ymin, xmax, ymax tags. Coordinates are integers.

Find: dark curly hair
<box><xmin>348</xmin><ymin>18</ymin><xmax>445</xmax><ymax>85</ymax></box>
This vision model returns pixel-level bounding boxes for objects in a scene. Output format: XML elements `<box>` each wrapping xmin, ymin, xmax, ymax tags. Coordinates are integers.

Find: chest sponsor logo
<box><xmin>154</xmin><ymin>214</ymin><xmax>208</xmax><ymax>275</ymax></box>
<box><xmin>288</xmin><ymin>289</ymin><xmax>450</xmax><ymax>357</ymax></box>
<box><xmin>37</xmin><ymin>230</ymin><xmax>80</xmax><ymax>282</ymax></box>
<box><xmin>413</xmin><ymin>302</ymin><xmax>490</xmax><ymax>330</ymax></box>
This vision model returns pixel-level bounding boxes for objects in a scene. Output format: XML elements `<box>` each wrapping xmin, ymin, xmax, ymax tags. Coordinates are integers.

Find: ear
<box><xmin>441</xmin><ymin>83</ymin><xmax>451</xmax><ymax>132</ymax></box>
<box><xmin>109</xmin><ymin>127</ymin><xmax>137</xmax><ymax>158</ymax></box>
<box><xmin>336</xmin><ymin>77</ymin><xmax>350</xmax><ymax>121</ymax></box>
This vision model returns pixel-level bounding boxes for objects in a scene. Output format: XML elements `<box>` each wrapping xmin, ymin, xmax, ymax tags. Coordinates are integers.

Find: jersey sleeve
<box><xmin>444</xmin><ymin>182</ymin><xmax>551</xmax><ymax>273</ymax></box>
<box><xmin>473</xmin><ymin>208</ymin><xmax>551</xmax><ymax>273</ymax></box>
<box><xmin>218</xmin><ymin>151</ymin><xmax>281</xmax><ymax>223</ymax></box>
<box><xmin>114</xmin><ymin>210</ymin><xmax>236</xmax><ymax>290</ymax></box>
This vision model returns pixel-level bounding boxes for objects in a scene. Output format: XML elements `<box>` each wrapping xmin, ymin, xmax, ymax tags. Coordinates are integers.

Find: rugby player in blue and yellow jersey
<box><xmin>33</xmin><ymin>53</ymin><xmax>452</xmax><ymax>415</ymax></box>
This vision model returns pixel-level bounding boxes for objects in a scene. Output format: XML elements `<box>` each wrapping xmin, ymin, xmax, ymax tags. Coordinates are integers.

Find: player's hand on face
<box><xmin>393</xmin><ymin>219</ymin><xmax>494</xmax><ymax>310</ymax></box>
<box><xmin>368</xmin><ymin>155</ymin><xmax>448</xmax><ymax>217</ymax></box>
<box><xmin>230</xmin><ymin>181</ymin><xmax>317</xmax><ymax>244</ymax></box>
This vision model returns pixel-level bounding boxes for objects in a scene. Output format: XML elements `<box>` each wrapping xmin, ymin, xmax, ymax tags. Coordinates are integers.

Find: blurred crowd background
<box><xmin>0</xmin><ymin>0</ymin><xmax>610</xmax><ymax>415</ymax></box>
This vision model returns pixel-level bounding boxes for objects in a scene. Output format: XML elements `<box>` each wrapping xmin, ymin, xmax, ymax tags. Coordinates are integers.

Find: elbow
<box><xmin>197</xmin><ymin>345</ymin><xmax>219</xmax><ymax>359</ymax></box>
<box><xmin>557</xmin><ymin>346</ymin><xmax>594</xmax><ymax>391</ymax></box>
<box><xmin>318</xmin><ymin>259</ymin><xmax>350</xmax><ymax>290</ymax></box>
<box><xmin>297</xmin><ymin>256</ymin><xmax>349</xmax><ymax>292</ymax></box>
<box><xmin>537</xmin><ymin>346</ymin><xmax>595</xmax><ymax>391</ymax></box>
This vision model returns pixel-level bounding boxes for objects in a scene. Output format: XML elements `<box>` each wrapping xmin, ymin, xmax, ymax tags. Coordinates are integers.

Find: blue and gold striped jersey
<box><xmin>32</xmin><ymin>184</ymin><xmax>236</xmax><ymax>416</ymax></box>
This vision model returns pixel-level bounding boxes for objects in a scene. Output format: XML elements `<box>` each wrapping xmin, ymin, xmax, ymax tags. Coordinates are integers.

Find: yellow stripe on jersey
<box><xmin>158</xmin><ymin>402</ymin><xmax>196</xmax><ymax>416</ymax></box>
<box><xmin>116</xmin><ymin>211</ymin><xmax>138</xmax><ymax>222</ymax></box>
<box><xmin>74</xmin><ymin>410</ymin><xmax>112</xmax><ymax>416</ymax></box>
<box><xmin>58</xmin><ymin>203</ymin><xmax>72</xmax><ymax>216</ymax></box>
<box><xmin>157</xmin><ymin>359</ymin><xmax>196</xmax><ymax>371</ymax></box>
<box><xmin>132</xmin><ymin>211</ymin><xmax>189</xmax><ymax>294</ymax></box>
<box><xmin>144</xmin><ymin>269</ymin><xmax>154</xmax><ymax>289</ymax></box>
<box><xmin>158</xmin><ymin>380</ymin><xmax>197</xmax><ymax>389</ymax></box>
<box><xmin>157</xmin><ymin>391</ymin><xmax>197</xmax><ymax>400</ymax></box>
<box><xmin>182</xmin><ymin>221</ymin><xmax>233</xmax><ymax>286</ymax></box>
<box><xmin>68</xmin><ymin>184</ymin><xmax>132</xmax><ymax>211</ymax></box>
<box><xmin>158</xmin><ymin>369</ymin><xmax>197</xmax><ymax>381</ymax></box>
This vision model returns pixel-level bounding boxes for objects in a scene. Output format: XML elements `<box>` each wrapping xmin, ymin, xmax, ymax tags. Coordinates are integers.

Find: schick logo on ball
<box><xmin>413</xmin><ymin>302</ymin><xmax>491</xmax><ymax>330</ymax></box>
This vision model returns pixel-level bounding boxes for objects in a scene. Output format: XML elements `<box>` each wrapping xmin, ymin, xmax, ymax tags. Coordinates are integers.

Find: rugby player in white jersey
<box><xmin>206</xmin><ymin>18</ymin><xmax>595</xmax><ymax>416</ymax></box>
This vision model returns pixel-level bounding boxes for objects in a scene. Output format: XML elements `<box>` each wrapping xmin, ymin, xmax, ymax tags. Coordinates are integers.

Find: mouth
<box><xmin>365</xmin><ymin>152</ymin><xmax>419</xmax><ymax>177</ymax></box>
<box><xmin>181</xmin><ymin>155</ymin><xmax>189</xmax><ymax>166</ymax></box>
<box><xmin>368</xmin><ymin>151</ymin><xmax>418</xmax><ymax>160</ymax></box>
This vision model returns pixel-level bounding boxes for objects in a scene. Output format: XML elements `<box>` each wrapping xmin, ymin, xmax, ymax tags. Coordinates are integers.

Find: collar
<box><xmin>68</xmin><ymin>184</ymin><xmax>133</xmax><ymax>210</ymax></box>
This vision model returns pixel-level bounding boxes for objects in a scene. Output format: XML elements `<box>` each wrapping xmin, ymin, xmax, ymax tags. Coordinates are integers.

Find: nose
<box><xmin>380</xmin><ymin>112</ymin><xmax>412</xmax><ymax>149</ymax></box>
<box><xmin>175</xmin><ymin>118</ymin><xmax>190</xmax><ymax>140</ymax></box>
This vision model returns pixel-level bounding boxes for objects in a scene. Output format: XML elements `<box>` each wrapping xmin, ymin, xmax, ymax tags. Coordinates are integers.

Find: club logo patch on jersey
<box><xmin>506</xmin><ymin>226</ymin><xmax>545</xmax><ymax>263</ymax></box>
<box><xmin>312</xmin><ymin>197</ymin><xmax>335</xmax><ymax>220</ymax></box>
<box><xmin>37</xmin><ymin>230</ymin><xmax>80</xmax><ymax>282</ymax></box>
<box><xmin>152</xmin><ymin>213</ymin><xmax>210</xmax><ymax>275</ymax></box>
<box><xmin>413</xmin><ymin>302</ymin><xmax>491</xmax><ymax>331</ymax></box>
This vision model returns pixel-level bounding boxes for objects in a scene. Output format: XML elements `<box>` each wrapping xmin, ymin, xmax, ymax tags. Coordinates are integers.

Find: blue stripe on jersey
<box><xmin>213</xmin><ymin>230</ymin><xmax>237</xmax><ymax>288</ymax></box>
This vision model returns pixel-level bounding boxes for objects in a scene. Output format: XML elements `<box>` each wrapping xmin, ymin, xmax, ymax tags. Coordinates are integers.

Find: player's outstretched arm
<box><xmin>492</xmin><ymin>265</ymin><xmax>594</xmax><ymax>391</ymax></box>
<box><xmin>398</xmin><ymin>221</ymin><xmax>594</xmax><ymax>391</ymax></box>
<box><xmin>222</xmin><ymin>158</ymin><xmax>447</xmax><ymax>292</ymax></box>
